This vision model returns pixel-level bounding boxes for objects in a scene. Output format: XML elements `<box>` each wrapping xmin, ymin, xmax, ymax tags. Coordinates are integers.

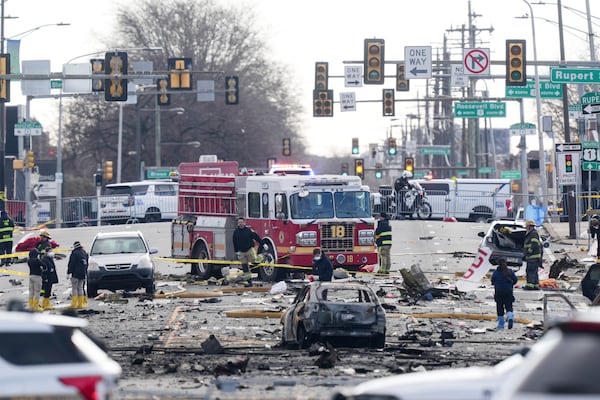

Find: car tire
<box><xmin>258</xmin><ymin>245</ymin><xmax>286</xmax><ymax>282</ymax></box>
<box><xmin>145</xmin><ymin>282</ymin><xmax>155</xmax><ymax>295</ymax></box>
<box><xmin>190</xmin><ymin>243</ymin><xmax>213</xmax><ymax>280</ymax></box>
<box><xmin>371</xmin><ymin>333</ymin><xmax>385</xmax><ymax>349</ymax></box>
<box><xmin>87</xmin><ymin>284</ymin><xmax>98</xmax><ymax>298</ymax></box>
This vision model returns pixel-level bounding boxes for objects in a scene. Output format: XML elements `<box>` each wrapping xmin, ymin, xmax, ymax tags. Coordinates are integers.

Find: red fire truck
<box><xmin>171</xmin><ymin>160</ymin><xmax>378</xmax><ymax>282</ymax></box>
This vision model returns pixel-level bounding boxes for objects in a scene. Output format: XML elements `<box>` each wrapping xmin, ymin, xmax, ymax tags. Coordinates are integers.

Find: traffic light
<box><xmin>352</xmin><ymin>137</ymin><xmax>359</xmax><ymax>155</ymax></box>
<box><xmin>382</xmin><ymin>89</ymin><xmax>395</xmax><ymax>116</ymax></box>
<box><xmin>564</xmin><ymin>154</ymin><xmax>573</xmax><ymax>172</ymax></box>
<box><xmin>404</xmin><ymin>157</ymin><xmax>414</xmax><ymax>173</ymax></box>
<box><xmin>225</xmin><ymin>76</ymin><xmax>239</xmax><ymax>105</ymax></box>
<box><xmin>315</xmin><ymin>62</ymin><xmax>328</xmax><ymax>90</ymax></box>
<box><xmin>375</xmin><ymin>163</ymin><xmax>383</xmax><ymax>179</ymax></box>
<box><xmin>104</xmin><ymin>51</ymin><xmax>128</xmax><ymax>101</ymax></box>
<box><xmin>354</xmin><ymin>158</ymin><xmax>364</xmax><ymax>179</ymax></box>
<box><xmin>168</xmin><ymin>57</ymin><xmax>192</xmax><ymax>90</ymax></box>
<box><xmin>506</xmin><ymin>40</ymin><xmax>526</xmax><ymax>86</ymax></box>
<box><xmin>396</xmin><ymin>63</ymin><xmax>409</xmax><ymax>92</ymax></box>
<box><xmin>25</xmin><ymin>151</ymin><xmax>34</xmax><ymax>169</ymax></box>
<box><xmin>157</xmin><ymin>78</ymin><xmax>171</xmax><ymax>106</ymax></box>
<box><xmin>313</xmin><ymin>90</ymin><xmax>333</xmax><ymax>117</ymax></box>
<box><xmin>103</xmin><ymin>160</ymin><xmax>113</xmax><ymax>181</ymax></box>
<box><xmin>90</xmin><ymin>58</ymin><xmax>104</xmax><ymax>92</ymax></box>
<box><xmin>282</xmin><ymin>138</ymin><xmax>291</xmax><ymax>156</ymax></box>
<box><xmin>94</xmin><ymin>173</ymin><xmax>103</xmax><ymax>187</ymax></box>
<box><xmin>0</xmin><ymin>53</ymin><xmax>10</xmax><ymax>102</ymax></box>
<box><xmin>388</xmin><ymin>137</ymin><xmax>397</xmax><ymax>156</ymax></box>
<box><xmin>341</xmin><ymin>162</ymin><xmax>349</xmax><ymax>176</ymax></box>
<box><xmin>364</xmin><ymin>38</ymin><xmax>385</xmax><ymax>84</ymax></box>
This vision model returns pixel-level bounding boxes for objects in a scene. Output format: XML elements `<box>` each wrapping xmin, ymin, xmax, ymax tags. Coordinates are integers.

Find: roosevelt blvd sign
<box><xmin>505</xmin><ymin>80</ymin><xmax>562</xmax><ymax>99</ymax></box>
<box><xmin>14</xmin><ymin>121</ymin><xmax>43</xmax><ymax>136</ymax></box>
<box><xmin>454</xmin><ymin>101</ymin><xmax>506</xmax><ymax>118</ymax></box>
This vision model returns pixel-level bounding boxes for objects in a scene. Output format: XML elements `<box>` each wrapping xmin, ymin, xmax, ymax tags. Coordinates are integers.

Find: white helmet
<box><xmin>401</xmin><ymin>170</ymin><xmax>413</xmax><ymax>179</ymax></box>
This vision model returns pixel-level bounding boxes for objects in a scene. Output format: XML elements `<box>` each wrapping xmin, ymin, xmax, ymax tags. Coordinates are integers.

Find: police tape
<box><xmin>0</xmin><ymin>267</ymin><xmax>28</xmax><ymax>277</ymax></box>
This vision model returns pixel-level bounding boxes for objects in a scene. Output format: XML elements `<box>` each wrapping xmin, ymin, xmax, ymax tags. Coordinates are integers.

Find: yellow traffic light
<box><xmin>103</xmin><ymin>160</ymin><xmax>113</xmax><ymax>181</ymax></box>
<box><xmin>404</xmin><ymin>157</ymin><xmax>414</xmax><ymax>173</ymax></box>
<box><xmin>168</xmin><ymin>58</ymin><xmax>192</xmax><ymax>90</ymax></box>
<box><xmin>313</xmin><ymin>90</ymin><xmax>333</xmax><ymax>117</ymax></box>
<box><xmin>25</xmin><ymin>151</ymin><xmax>34</xmax><ymax>169</ymax></box>
<box><xmin>506</xmin><ymin>40</ymin><xmax>526</xmax><ymax>86</ymax></box>
<box><xmin>315</xmin><ymin>62</ymin><xmax>328</xmax><ymax>90</ymax></box>
<box><xmin>364</xmin><ymin>39</ymin><xmax>385</xmax><ymax>84</ymax></box>
<box><xmin>157</xmin><ymin>78</ymin><xmax>170</xmax><ymax>106</ymax></box>
<box><xmin>396</xmin><ymin>63</ymin><xmax>409</xmax><ymax>92</ymax></box>
<box><xmin>90</xmin><ymin>58</ymin><xmax>104</xmax><ymax>92</ymax></box>
<box><xmin>282</xmin><ymin>138</ymin><xmax>291</xmax><ymax>156</ymax></box>
<box><xmin>382</xmin><ymin>89</ymin><xmax>395</xmax><ymax>117</ymax></box>
<box><xmin>0</xmin><ymin>53</ymin><xmax>10</xmax><ymax>102</ymax></box>
<box><xmin>104</xmin><ymin>51</ymin><xmax>128</xmax><ymax>101</ymax></box>
<box><xmin>225</xmin><ymin>76</ymin><xmax>239</xmax><ymax>105</ymax></box>
<box><xmin>354</xmin><ymin>158</ymin><xmax>364</xmax><ymax>179</ymax></box>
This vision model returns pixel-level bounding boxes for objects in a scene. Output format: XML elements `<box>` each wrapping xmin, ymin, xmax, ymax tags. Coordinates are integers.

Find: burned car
<box><xmin>281</xmin><ymin>281</ymin><xmax>386</xmax><ymax>349</ymax></box>
<box><xmin>477</xmin><ymin>221</ymin><xmax>549</xmax><ymax>267</ymax></box>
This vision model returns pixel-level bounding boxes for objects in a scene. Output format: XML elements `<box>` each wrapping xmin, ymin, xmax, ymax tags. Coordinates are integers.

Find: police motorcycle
<box><xmin>393</xmin><ymin>172</ymin><xmax>432</xmax><ymax>220</ymax></box>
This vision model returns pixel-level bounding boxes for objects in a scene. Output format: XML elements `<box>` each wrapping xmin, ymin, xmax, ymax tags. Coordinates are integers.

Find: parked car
<box><xmin>0</xmin><ymin>308</ymin><xmax>121</xmax><ymax>399</ymax></box>
<box><xmin>87</xmin><ymin>230</ymin><xmax>157</xmax><ymax>297</ymax></box>
<box><xmin>332</xmin><ymin>351</ymin><xmax>526</xmax><ymax>400</ymax></box>
<box><xmin>280</xmin><ymin>281</ymin><xmax>386</xmax><ymax>349</ymax></box>
<box><xmin>495</xmin><ymin>309</ymin><xmax>600</xmax><ymax>400</ymax></box>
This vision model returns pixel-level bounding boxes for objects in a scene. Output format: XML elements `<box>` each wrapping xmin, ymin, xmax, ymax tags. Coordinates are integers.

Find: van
<box><xmin>99</xmin><ymin>180</ymin><xmax>178</xmax><ymax>224</ymax></box>
<box><xmin>414</xmin><ymin>178</ymin><xmax>512</xmax><ymax>222</ymax></box>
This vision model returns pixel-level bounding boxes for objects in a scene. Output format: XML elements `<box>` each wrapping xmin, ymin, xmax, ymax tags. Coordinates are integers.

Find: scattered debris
<box><xmin>201</xmin><ymin>334</ymin><xmax>225</xmax><ymax>354</ymax></box>
<box><xmin>213</xmin><ymin>357</ymin><xmax>249</xmax><ymax>376</ymax></box>
<box><xmin>312</xmin><ymin>342</ymin><xmax>338</xmax><ymax>369</ymax></box>
<box><xmin>8</xmin><ymin>279</ymin><xmax>22</xmax><ymax>286</ymax></box>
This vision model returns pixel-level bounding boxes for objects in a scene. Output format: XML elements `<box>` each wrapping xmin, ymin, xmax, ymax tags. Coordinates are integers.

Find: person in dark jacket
<box><xmin>27</xmin><ymin>248</ymin><xmax>43</xmax><ymax>311</ymax></box>
<box><xmin>523</xmin><ymin>219</ymin><xmax>542</xmax><ymax>290</ymax></box>
<box><xmin>589</xmin><ymin>214</ymin><xmax>600</xmax><ymax>261</ymax></box>
<box><xmin>67</xmin><ymin>241</ymin><xmax>88</xmax><ymax>309</ymax></box>
<box><xmin>39</xmin><ymin>247</ymin><xmax>59</xmax><ymax>310</ymax></box>
<box><xmin>232</xmin><ymin>217</ymin><xmax>263</xmax><ymax>287</ymax></box>
<box><xmin>375</xmin><ymin>212</ymin><xmax>392</xmax><ymax>274</ymax></box>
<box><xmin>491</xmin><ymin>258</ymin><xmax>518</xmax><ymax>329</ymax></box>
<box><xmin>0</xmin><ymin>210</ymin><xmax>15</xmax><ymax>266</ymax></box>
<box><xmin>312</xmin><ymin>248</ymin><xmax>333</xmax><ymax>281</ymax></box>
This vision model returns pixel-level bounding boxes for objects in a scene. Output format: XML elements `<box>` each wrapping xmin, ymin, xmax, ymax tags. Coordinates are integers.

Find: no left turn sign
<box><xmin>462</xmin><ymin>48</ymin><xmax>490</xmax><ymax>75</ymax></box>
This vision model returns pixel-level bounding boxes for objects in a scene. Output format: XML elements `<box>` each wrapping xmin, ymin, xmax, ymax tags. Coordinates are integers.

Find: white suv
<box><xmin>99</xmin><ymin>180</ymin><xmax>178</xmax><ymax>224</ymax></box>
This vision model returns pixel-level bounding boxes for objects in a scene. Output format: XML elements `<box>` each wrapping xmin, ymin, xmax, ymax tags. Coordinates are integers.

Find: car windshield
<box><xmin>91</xmin><ymin>236</ymin><xmax>147</xmax><ymax>255</ymax></box>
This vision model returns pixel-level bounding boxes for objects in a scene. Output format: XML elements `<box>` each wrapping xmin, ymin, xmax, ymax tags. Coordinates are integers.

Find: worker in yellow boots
<box><xmin>27</xmin><ymin>249</ymin><xmax>43</xmax><ymax>311</ymax></box>
<box><xmin>67</xmin><ymin>241</ymin><xmax>88</xmax><ymax>309</ymax></box>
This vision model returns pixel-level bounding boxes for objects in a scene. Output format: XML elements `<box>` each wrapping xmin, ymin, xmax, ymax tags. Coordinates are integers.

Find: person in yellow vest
<box><xmin>375</xmin><ymin>212</ymin><xmax>392</xmax><ymax>275</ymax></box>
<box><xmin>0</xmin><ymin>210</ymin><xmax>15</xmax><ymax>266</ymax></box>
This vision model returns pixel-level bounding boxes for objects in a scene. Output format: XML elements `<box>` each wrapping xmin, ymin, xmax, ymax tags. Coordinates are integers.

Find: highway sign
<box><xmin>478</xmin><ymin>166</ymin><xmax>494</xmax><ymax>174</ymax></box>
<box><xmin>550</xmin><ymin>67</ymin><xmax>600</xmax><ymax>84</ymax></box>
<box><xmin>404</xmin><ymin>46</ymin><xmax>432</xmax><ymax>79</ymax></box>
<box><xmin>50</xmin><ymin>80</ymin><xmax>62</xmax><ymax>89</ymax></box>
<box><xmin>555</xmin><ymin>142</ymin><xmax>582</xmax><ymax>152</ymax></box>
<box><xmin>421</xmin><ymin>146</ymin><xmax>450</xmax><ymax>155</ymax></box>
<box><xmin>509</xmin><ymin>122</ymin><xmax>536</xmax><ymax>136</ymax></box>
<box><xmin>344</xmin><ymin>65</ymin><xmax>362</xmax><ymax>87</ymax></box>
<box><xmin>583</xmin><ymin>161</ymin><xmax>600</xmax><ymax>171</ymax></box>
<box><xmin>501</xmin><ymin>170</ymin><xmax>521</xmax><ymax>179</ymax></box>
<box><xmin>462</xmin><ymin>48</ymin><xmax>490</xmax><ymax>75</ymax></box>
<box><xmin>505</xmin><ymin>80</ymin><xmax>562</xmax><ymax>99</ymax></box>
<box><xmin>14</xmin><ymin>121</ymin><xmax>42</xmax><ymax>136</ymax></box>
<box><xmin>339</xmin><ymin>92</ymin><xmax>356</xmax><ymax>112</ymax></box>
<box><xmin>569</xmin><ymin>104</ymin><xmax>581</xmax><ymax>119</ymax></box>
<box><xmin>582</xmin><ymin>141</ymin><xmax>599</xmax><ymax>164</ymax></box>
<box><xmin>454</xmin><ymin>102</ymin><xmax>506</xmax><ymax>118</ymax></box>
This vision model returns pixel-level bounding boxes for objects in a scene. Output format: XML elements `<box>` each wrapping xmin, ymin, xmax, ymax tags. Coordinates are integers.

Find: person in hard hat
<box><xmin>0</xmin><ymin>210</ymin><xmax>15</xmax><ymax>266</ymax></box>
<box><xmin>232</xmin><ymin>217</ymin><xmax>262</xmax><ymax>287</ymax></box>
<box><xmin>491</xmin><ymin>258</ymin><xmax>518</xmax><ymax>330</ymax></box>
<box><xmin>523</xmin><ymin>219</ymin><xmax>542</xmax><ymax>290</ymax></box>
<box><xmin>39</xmin><ymin>246</ymin><xmax>59</xmax><ymax>310</ymax></box>
<box><xmin>15</xmin><ymin>229</ymin><xmax>59</xmax><ymax>252</ymax></box>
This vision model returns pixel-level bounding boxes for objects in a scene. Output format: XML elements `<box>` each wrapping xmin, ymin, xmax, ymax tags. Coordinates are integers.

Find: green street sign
<box><xmin>412</xmin><ymin>171</ymin><xmax>426</xmax><ymax>178</ymax></box>
<box><xmin>583</xmin><ymin>141</ymin><xmax>599</xmax><ymax>149</ymax></box>
<box><xmin>454</xmin><ymin>102</ymin><xmax>506</xmax><ymax>118</ymax></box>
<box><xmin>582</xmin><ymin>161</ymin><xmax>600</xmax><ymax>171</ymax></box>
<box><xmin>501</xmin><ymin>170</ymin><xmax>521</xmax><ymax>179</ymax></box>
<box><xmin>146</xmin><ymin>169</ymin><xmax>173</xmax><ymax>179</ymax></box>
<box><xmin>551</xmin><ymin>67</ymin><xmax>600</xmax><ymax>84</ymax></box>
<box><xmin>50</xmin><ymin>80</ymin><xmax>62</xmax><ymax>89</ymax></box>
<box><xmin>509</xmin><ymin>122</ymin><xmax>536</xmax><ymax>136</ymax></box>
<box><xmin>505</xmin><ymin>80</ymin><xmax>562</xmax><ymax>99</ymax></box>
<box><xmin>421</xmin><ymin>146</ymin><xmax>450</xmax><ymax>155</ymax></box>
<box><xmin>14</xmin><ymin>121</ymin><xmax>43</xmax><ymax>136</ymax></box>
<box><xmin>478</xmin><ymin>166</ymin><xmax>494</xmax><ymax>174</ymax></box>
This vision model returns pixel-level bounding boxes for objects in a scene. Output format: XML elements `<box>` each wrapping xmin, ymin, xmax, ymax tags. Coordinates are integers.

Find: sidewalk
<box><xmin>543</xmin><ymin>220</ymin><xmax>595</xmax><ymax>263</ymax></box>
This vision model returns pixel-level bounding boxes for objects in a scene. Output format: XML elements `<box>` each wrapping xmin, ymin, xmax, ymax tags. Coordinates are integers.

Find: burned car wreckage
<box><xmin>478</xmin><ymin>221</ymin><xmax>550</xmax><ymax>267</ymax></box>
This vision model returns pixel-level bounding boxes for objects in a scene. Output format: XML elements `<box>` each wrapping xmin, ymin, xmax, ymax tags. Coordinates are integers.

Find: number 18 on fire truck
<box><xmin>171</xmin><ymin>161</ymin><xmax>379</xmax><ymax>281</ymax></box>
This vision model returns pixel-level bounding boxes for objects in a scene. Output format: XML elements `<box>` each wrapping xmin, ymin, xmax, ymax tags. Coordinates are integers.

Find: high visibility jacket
<box><xmin>375</xmin><ymin>219</ymin><xmax>392</xmax><ymax>247</ymax></box>
<box><xmin>524</xmin><ymin>229</ymin><xmax>542</xmax><ymax>260</ymax></box>
<box><xmin>0</xmin><ymin>217</ymin><xmax>14</xmax><ymax>243</ymax></box>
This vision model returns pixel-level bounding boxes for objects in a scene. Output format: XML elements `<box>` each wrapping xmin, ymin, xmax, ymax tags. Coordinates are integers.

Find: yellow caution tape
<box><xmin>0</xmin><ymin>267</ymin><xmax>28</xmax><ymax>277</ymax></box>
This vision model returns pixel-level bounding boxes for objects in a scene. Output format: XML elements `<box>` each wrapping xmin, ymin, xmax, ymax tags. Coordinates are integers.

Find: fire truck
<box><xmin>171</xmin><ymin>160</ymin><xmax>378</xmax><ymax>282</ymax></box>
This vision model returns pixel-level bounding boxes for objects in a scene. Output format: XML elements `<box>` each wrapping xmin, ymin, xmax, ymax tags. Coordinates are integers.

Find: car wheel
<box><xmin>144</xmin><ymin>208</ymin><xmax>161</xmax><ymax>223</ymax></box>
<box><xmin>371</xmin><ymin>333</ymin><xmax>386</xmax><ymax>349</ymax></box>
<box><xmin>258</xmin><ymin>245</ymin><xmax>286</xmax><ymax>282</ymax></box>
<box><xmin>87</xmin><ymin>283</ymin><xmax>98</xmax><ymax>298</ymax></box>
<box><xmin>190</xmin><ymin>243</ymin><xmax>213</xmax><ymax>280</ymax></box>
<box><xmin>145</xmin><ymin>282</ymin><xmax>155</xmax><ymax>295</ymax></box>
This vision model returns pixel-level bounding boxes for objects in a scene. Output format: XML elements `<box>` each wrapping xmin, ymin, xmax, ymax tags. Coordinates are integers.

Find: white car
<box><xmin>0</xmin><ymin>308</ymin><xmax>121</xmax><ymax>399</ymax></box>
<box><xmin>332</xmin><ymin>351</ymin><xmax>525</xmax><ymax>400</ymax></box>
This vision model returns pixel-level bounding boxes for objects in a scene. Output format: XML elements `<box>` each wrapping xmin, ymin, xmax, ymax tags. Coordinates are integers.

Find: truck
<box><xmin>171</xmin><ymin>161</ymin><xmax>378</xmax><ymax>281</ymax></box>
<box><xmin>410</xmin><ymin>178</ymin><xmax>512</xmax><ymax>222</ymax></box>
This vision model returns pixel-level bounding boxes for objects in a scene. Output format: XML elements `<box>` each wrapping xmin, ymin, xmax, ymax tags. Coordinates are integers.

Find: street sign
<box><xmin>14</xmin><ymin>121</ymin><xmax>43</xmax><ymax>136</ymax></box>
<box><xmin>462</xmin><ymin>48</ymin><xmax>490</xmax><ymax>75</ymax></box>
<box><xmin>421</xmin><ymin>146</ymin><xmax>450</xmax><ymax>155</ymax></box>
<box><xmin>344</xmin><ymin>65</ymin><xmax>362</xmax><ymax>87</ymax></box>
<box><xmin>146</xmin><ymin>169</ymin><xmax>173</xmax><ymax>179</ymax></box>
<box><xmin>509</xmin><ymin>122</ymin><xmax>536</xmax><ymax>136</ymax></box>
<box><xmin>582</xmin><ymin>161</ymin><xmax>600</xmax><ymax>171</ymax></box>
<box><xmin>505</xmin><ymin>80</ymin><xmax>563</xmax><ymax>99</ymax></box>
<box><xmin>454</xmin><ymin>102</ymin><xmax>506</xmax><ymax>118</ymax></box>
<box><xmin>556</xmin><ymin>151</ymin><xmax>580</xmax><ymax>185</ymax></box>
<box><xmin>582</xmin><ymin>141</ymin><xmax>599</xmax><ymax>165</ymax></box>
<box><xmin>478</xmin><ymin>166</ymin><xmax>494</xmax><ymax>174</ymax></box>
<box><xmin>550</xmin><ymin>67</ymin><xmax>600</xmax><ymax>84</ymax></box>
<box><xmin>339</xmin><ymin>92</ymin><xmax>356</xmax><ymax>112</ymax></box>
<box><xmin>50</xmin><ymin>80</ymin><xmax>62</xmax><ymax>89</ymax></box>
<box><xmin>501</xmin><ymin>170</ymin><xmax>521</xmax><ymax>179</ymax></box>
<box><xmin>451</xmin><ymin>64</ymin><xmax>467</xmax><ymax>88</ymax></box>
<box><xmin>555</xmin><ymin>142</ymin><xmax>582</xmax><ymax>152</ymax></box>
<box><xmin>404</xmin><ymin>46</ymin><xmax>432</xmax><ymax>79</ymax></box>
<box><xmin>569</xmin><ymin>104</ymin><xmax>581</xmax><ymax>119</ymax></box>
<box><xmin>196</xmin><ymin>80</ymin><xmax>215</xmax><ymax>102</ymax></box>
<box><xmin>581</xmin><ymin>92</ymin><xmax>600</xmax><ymax>114</ymax></box>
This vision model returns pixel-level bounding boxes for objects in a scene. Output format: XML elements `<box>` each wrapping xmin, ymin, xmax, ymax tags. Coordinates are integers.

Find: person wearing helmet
<box><xmin>523</xmin><ymin>219</ymin><xmax>542</xmax><ymax>290</ymax></box>
<box><xmin>394</xmin><ymin>170</ymin><xmax>413</xmax><ymax>218</ymax></box>
<box><xmin>14</xmin><ymin>229</ymin><xmax>59</xmax><ymax>253</ymax></box>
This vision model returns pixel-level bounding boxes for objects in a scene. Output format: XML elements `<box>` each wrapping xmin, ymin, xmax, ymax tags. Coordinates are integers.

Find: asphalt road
<box><xmin>0</xmin><ymin>220</ymin><xmax>592</xmax><ymax>399</ymax></box>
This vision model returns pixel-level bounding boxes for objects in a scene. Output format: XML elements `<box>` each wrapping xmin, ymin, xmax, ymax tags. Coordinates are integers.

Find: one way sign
<box><xmin>344</xmin><ymin>65</ymin><xmax>362</xmax><ymax>87</ymax></box>
<box><xmin>404</xmin><ymin>46</ymin><xmax>432</xmax><ymax>79</ymax></box>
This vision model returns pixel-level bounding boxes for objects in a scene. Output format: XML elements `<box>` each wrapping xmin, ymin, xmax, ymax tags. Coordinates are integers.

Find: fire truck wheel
<box><xmin>190</xmin><ymin>243</ymin><xmax>216</xmax><ymax>280</ymax></box>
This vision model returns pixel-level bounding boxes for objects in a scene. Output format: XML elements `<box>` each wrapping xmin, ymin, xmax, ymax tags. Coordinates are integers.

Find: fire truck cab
<box><xmin>171</xmin><ymin>161</ymin><xmax>378</xmax><ymax>282</ymax></box>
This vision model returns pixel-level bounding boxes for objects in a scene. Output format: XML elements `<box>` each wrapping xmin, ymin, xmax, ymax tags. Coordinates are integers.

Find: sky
<box><xmin>4</xmin><ymin>0</ymin><xmax>599</xmax><ymax>157</ymax></box>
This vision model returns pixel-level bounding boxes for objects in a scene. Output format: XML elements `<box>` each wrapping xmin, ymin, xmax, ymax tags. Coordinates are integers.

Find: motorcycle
<box><xmin>397</xmin><ymin>183</ymin><xmax>432</xmax><ymax>220</ymax></box>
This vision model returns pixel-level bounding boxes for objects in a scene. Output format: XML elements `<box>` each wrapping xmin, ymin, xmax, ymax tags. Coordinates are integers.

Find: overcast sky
<box><xmin>4</xmin><ymin>0</ymin><xmax>598</xmax><ymax>157</ymax></box>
